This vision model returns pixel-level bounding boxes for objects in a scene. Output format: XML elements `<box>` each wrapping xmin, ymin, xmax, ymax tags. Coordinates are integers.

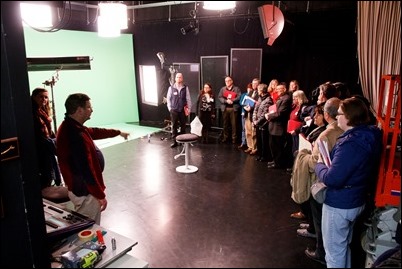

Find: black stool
<box><xmin>174</xmin><ymin>133</ymin><xmax>199</xmax><ymax>173</ymax></box>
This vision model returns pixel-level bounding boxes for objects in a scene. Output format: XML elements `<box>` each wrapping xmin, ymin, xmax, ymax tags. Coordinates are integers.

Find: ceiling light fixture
<box><xmin>20</xmin><ymin>2</ymin><xmax>53</xmax><ymax>28</ymax></box>
<box><xmin>98</xmin><ymin>2</ymin><xmax>128</xmax><ymax>37</ymax></box>
<box><xmin>180</xmin><ymin>20</ymin><xmax>199</xmax><ymax>35</ymax></box>
<box><xmin>203</xmin><ymin>1</ymin><xmax>236</xmax><ymax>11</ymax></box>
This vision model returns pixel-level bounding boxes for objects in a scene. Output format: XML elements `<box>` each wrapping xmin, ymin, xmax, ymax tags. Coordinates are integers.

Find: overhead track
<box><xmin>69</xmin><ymin>1</ymin><xmax>197</xmax><ymax>10</ymax></box>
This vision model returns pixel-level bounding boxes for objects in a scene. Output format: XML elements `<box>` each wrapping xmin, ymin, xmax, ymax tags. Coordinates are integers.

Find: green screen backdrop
<box><xmin>23</xmin><ymin>27</ymin><xmax>139</xmax><ymax>129</ymax></box>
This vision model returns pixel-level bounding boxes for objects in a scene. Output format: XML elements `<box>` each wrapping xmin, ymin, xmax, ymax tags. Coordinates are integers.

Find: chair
<box><xmin>173</xmin><ymin>116</ymin><xmax>202</xmax><ymax>173</ymax></box>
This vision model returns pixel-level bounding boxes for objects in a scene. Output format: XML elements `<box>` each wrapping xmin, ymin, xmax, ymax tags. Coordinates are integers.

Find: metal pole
<box><xmin>50</xmin><ymin>76</ymin><xmax>57</xmax><ymax>134</ymax></box>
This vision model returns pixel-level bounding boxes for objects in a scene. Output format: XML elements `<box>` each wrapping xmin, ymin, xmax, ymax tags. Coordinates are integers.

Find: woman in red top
<box><xmin>287</xmin><ymin>90</ymin><xmax>309</xmax><ymax>156</ymax></box>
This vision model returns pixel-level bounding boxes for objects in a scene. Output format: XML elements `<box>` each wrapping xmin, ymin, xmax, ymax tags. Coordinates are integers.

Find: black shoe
<box><xmin>170</xmin><ymin>142</ymin><xmax>178</xmax><ymax>148</ymax></box>
<box><xmin>237</xmin><ymin>144</ymin><xmax>247</xmax><ymax>150</ymax></box>
<box><xmin>304</xmin><ymin>248</ymin><xmax>326</xmax><ymax>265</ymax></box>
<box><xmin>268</xmin><ymin>163</ymin><xmax>281</xmax><ymax>169</ymax></box>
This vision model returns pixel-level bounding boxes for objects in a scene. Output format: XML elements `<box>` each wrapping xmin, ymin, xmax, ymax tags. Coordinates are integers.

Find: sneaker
<box><xmin>299</xmin><ymin>223</ymin><xmax>310</xmax><ymax>229</ymax></box>
<box><xmin>297</xmin><ymin>228</ymin><xmax>317</xmax><ymax>238</ymax></box>
<box><xmin>304</xmin><ymin>248</ymin><xmax>326</xmax><ymax>265</ymax></box>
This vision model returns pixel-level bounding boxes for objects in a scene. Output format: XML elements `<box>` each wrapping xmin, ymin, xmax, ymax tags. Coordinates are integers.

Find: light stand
<box><xmin>156</xmin><ymin>52</ymin><xmax>179</xmax><ymax>85</ymax></box>
<box><xmin>42</xmin><ymin>70</ymin><xmax>59</xmax><ymax>134</ymax></box>
<box><xmin>156</xmin><ymin>52</ymin><xmax>180</xmax><ymax>135</ymax></box>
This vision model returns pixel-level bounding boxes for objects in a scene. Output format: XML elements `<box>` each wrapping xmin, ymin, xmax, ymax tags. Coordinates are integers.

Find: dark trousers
<box><xmin>200</xmin><ymin>111</ymin><xmax>212</xmax><ymax>141</ymax></box>
<box><xmin>300</xmin><ymin>199</ymin><xmax>315</xmax><ymax>234</ymax></box>
<box><xmin>170</xmin><ymin>110</ymin><xmax>187</xmax><ymax>139</ymax></box>
<box><xmin>222</xmin><ymin>107</ymin><xmax>238</xmax><ymax>143</ymax></box>
<box><xmin>38</xmin><ymin>139</ymin><xmax>61</xmax><ymax>188</ymax></box>
<box><xmin>310</xmin><ymin>197</ymin><xmax>325</xmax><ymax>258</ymax></box>
<box><xmin>285</xmin><ymin>133</ymin><xmax>295</xmax><ymax>168</ymax></box>
<box><xmin>269</xmin><ymin>133</ymin><xmax>287</xmax><ymax>167</ymax></box>
<box><xmin>256</xmin><ymin>127</ymin><xmax>271</xmax><ymax>161</ymax></box>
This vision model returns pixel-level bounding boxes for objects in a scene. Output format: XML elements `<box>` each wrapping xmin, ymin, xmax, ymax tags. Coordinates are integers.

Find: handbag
<box><xmin>311</xmin><ymin>181</ymin><xmax>327</xmax><ymax>204</ymax></box>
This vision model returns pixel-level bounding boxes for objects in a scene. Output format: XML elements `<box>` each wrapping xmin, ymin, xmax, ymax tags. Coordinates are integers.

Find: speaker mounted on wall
<box><xmin>258</xmin><ymin>4</ymin><xmax>285</xmax><ymax>46</ymax></box>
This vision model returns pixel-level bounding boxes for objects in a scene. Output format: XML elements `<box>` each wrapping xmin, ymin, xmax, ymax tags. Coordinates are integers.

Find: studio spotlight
<box><xmin>180</xmin><ymin>21</ymin><xmax>199</xmax><ymax>35</ymax></box>
<box><xmin>156</xmin><ymin>52</ymin><xmax>165</xmax><ymax>69</ymax></box>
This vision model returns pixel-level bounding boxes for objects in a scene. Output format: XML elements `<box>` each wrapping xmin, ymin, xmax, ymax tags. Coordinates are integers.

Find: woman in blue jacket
<box><xmin>314</xmin><ymin>97</ymin><xmax>382</xmax><ymax>268</ymax></box>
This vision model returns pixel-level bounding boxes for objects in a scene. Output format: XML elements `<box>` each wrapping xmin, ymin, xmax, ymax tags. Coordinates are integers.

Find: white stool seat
<box><xmin>174</xmin><ymin>134</ymin><xmax>199</xmax><ymax>173</ymax></box>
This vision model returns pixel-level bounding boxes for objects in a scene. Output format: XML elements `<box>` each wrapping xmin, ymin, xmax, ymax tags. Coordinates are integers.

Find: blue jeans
<box><xmin>241</xmin><ymin>115</ymin><xmax>246</xmax><ymax>145</ymax></box>
<box><xmin>322</xmin><ymin>203</ymin><xmax>365</xmax><ymax>268</ymax></box>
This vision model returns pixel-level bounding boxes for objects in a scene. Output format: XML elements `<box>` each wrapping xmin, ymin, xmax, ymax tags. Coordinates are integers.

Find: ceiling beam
<box><xmin>69</xmin><ymin>1</ymin><xmax>197</xmax><ymax>10</ymax></box>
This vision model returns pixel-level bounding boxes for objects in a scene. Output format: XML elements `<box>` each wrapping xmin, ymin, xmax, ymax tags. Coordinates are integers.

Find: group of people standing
<box><xmin>33</xmin><ymin>72</ymin><xmax>383</xmax><ymax>267</ymax></box>
<box><xmin>287</xmin><ymin>83</ymin><xmax>382</xmax><ymax>268</ymax></box>
<box><xmin>166</xmin><ymin>74</ymin><xmax>383</xmax><ymax>268</ymax></box>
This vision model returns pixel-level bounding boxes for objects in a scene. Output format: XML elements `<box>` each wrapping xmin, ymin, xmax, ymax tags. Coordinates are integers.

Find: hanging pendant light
<box><xmin>203</xmin><ymin>1</ymin><xmax>236</xmax><ymax>11</ymax></box>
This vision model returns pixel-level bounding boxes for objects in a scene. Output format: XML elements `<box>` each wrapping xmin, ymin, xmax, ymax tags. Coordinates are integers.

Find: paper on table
<box><xmin>316</xmin><ymin>138</ymin><xmax>331</xmax><ymax>167</ymax></box>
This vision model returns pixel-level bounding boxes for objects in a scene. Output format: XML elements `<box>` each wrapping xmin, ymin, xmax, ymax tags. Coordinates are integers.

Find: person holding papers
<box><xmin>265</xmin><ymin>82</ymin><xmax>292</xmax><ymax>169</ymax></box>
<box><xmin>287</xmin><ymin>90</ymin><xmax>310</xmax><ymax>164</ymax></box>
<box><xmin>237</xmin><ymin>84</ymin><xmax>253</xmax><ymax>150</ymax></box>
<box><xmin>218</xmin><ymin>76</ymin><xmax>242</xmax><ymax>144</ymax></box>
<box><xmin>314</xmin><ymin>97</ymin><xmax>382</xmax><ymax>268</ymax></box>
<box><xmin>243</xmin><ymin>79</ymin><xmax>260</xmax><ymax>154</ymax></box>
<box><xmin>290</xmin><ymin>98</ymin><xmax>344</xmax><ymax>265</ymax></box>
<box><xmin>290</xmin><ymin>103</ymin><xmax>328</xmax><ymax>233</ymax></box>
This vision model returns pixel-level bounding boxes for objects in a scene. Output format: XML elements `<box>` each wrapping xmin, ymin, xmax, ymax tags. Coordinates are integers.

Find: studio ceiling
<box><xmin>41</xmin><ymin>1</ymin><xmax>357</xmax><ymax>26</ymax></box>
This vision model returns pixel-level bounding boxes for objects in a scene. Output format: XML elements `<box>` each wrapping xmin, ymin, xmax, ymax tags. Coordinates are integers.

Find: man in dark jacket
<box><xmin>265</xmin><ymin>82</ymin><xmax>292</xmax><ymax>168</ymax></box>
<box><xmin>167</xmin><ymin>73</ymin><xmax>192</xmax><ymax>148</ymax></box>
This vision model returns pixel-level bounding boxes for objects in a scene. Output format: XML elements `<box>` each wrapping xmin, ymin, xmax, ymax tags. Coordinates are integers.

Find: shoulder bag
<box><xmin>311</xmin><ymin>181</ymin><xmax>327</xmax><ymax>204</ymax></box>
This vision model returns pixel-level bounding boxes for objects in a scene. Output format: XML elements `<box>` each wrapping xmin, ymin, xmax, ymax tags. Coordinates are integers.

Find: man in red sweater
<box><xmin>56</xmin><ymin>93</ymin><xmax>129</xmax><ymax>224</ymax></box>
